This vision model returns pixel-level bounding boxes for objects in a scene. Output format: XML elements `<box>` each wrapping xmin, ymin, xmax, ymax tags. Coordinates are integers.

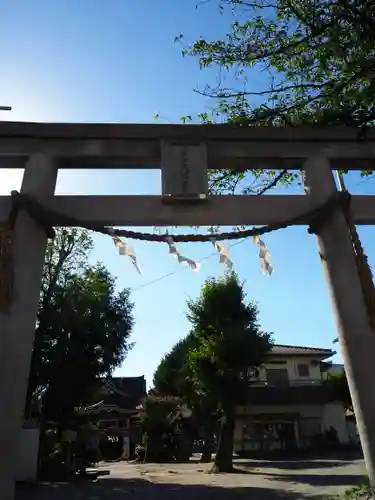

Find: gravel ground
<box><xmin>15</xmin><ymin>455</ymin><xmax>367</xmax><ymax>500</ymax></box>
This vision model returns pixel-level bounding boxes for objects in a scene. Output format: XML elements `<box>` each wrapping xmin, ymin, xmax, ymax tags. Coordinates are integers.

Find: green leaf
<box><xmin>179</xmin><ymin>0</ymin><xmax>375</xmax><ymax>195</ymax></box>
<box><xmin>28</xmin><ymin>228</ymin><xmax>134</xmax><ymax>425</ymax></box>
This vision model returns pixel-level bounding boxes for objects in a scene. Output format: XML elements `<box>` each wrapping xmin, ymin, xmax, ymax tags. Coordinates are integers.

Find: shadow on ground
<box><xmin>15</xmin><ymin>477</ymin><xmax>327</xmax><ymax>500</ymax></box>
<box><xmin>255</xmin><ymin>471</ymin><xmax>367</xmax><ymax>488</ymax></box>
<box><xmin>236</xmin><ymin>460</ymin><xmax>350</xmax><ymax>470</ymax></box>
<box><xmin>234</xmin><ymin>449</ymin><xmax>363</xmax><ymax>468</ymax></box>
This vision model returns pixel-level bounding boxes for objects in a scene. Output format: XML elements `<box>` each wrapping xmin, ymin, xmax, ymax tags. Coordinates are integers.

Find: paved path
<box><xmin>16</xmin><ymin>456</ymin><xmax>367</xmax><ymax>499</ymax></box>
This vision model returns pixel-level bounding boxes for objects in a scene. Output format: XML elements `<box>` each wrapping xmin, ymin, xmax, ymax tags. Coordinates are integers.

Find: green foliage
<box><xmin>26</xmin><ymin>228</ymin><xmax>134</xmax><ymax>426</ymax></box>
<box><xmin>182</xmin><ymin>0</ymin><xmax>375</xmax><ymax>194</ymax></box>
<box><xmin>153</xmin><ymin>332</ymin><xmax>218</xmax><ymax>462</ymax></box>
<box><xmin>153</xmin><ymin>333</ymin><xmax>197</xmax><ymax>399</ymax></box>
<box><xmin>42</xmin><ymin>266</ymin><xmax>134</xmax><ymax>424</ymax></box>
<box><xmin>327</xmin><ymin>370</ymin><xmax>353</xmax><ymax>412</ymax></box>
<box><xmin>188</xmin><ymin>0</ymin><xmax>375</xmax><ymax>128</ymax></box>
<box><xmin>134</xmin><ymin>444</ymin><xmax>146</xmax><ymax>462</ymax></box>
<box><xmin>187</xmin><ymin>273</ymin><xmax>272</xmax><ymax>408</ymax></box>
<box><xmin>153</xmin><ymin>332</ymin><xmax>219</xmax><ymax>462</ymax></box>
<box><xmin>28</xmin><ymin>228</ymin><xmax>94</xmax><ymax>406</ymax></box>
<box><xmin>153</xmin><ymin>333</ymin><xmax>217</xmax><ymax>414</ymax></box>
<box><xmin>141</xmin><ymin>395</ymin><xmax>190</xmax><ymax>462</ymax></box>
<box><xmin>186</xmin><ymin>273</ymin><xmax>272</xmax><ymax>470</ymax></box>
<box><xmin>344</xmin><ymin>481</ymin><xmax>372</xmax><ymax>499</ymax></box>
<box><xmin>141</xmin><ymin>394</ymin><xmax>180</xmax><ymax>433</ymax></box>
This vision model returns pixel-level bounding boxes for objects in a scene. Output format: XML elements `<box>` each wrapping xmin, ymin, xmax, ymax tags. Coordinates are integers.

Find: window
<box><xmin>266</xmin><ymin>368</ymin><xmax>289</xmax><ymax>386</ymax></box>
<box><xmin>297</xmin><ymin>363</ymin><xmax>310</xmax><ymax>377</ymax></box>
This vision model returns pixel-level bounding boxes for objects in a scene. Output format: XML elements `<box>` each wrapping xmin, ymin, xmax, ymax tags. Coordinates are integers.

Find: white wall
<box><xmin>234</xmin><ymin>404</ymin><xmax>324</xmax><ymax>451</ymax></box>
<box><xmin>234</xmin><ymin>402</ymin><xmax>349</xmax><ymax>451</ymax></box>
<box><xmin>252</xmin><ymin>356</ymin><xmax>323</xmax><ymax>384</ymax></box>
<box><xmin>322</xmin><ymin>403</ymin><xmax>349</xmax><ymax>444</ymax></box>
<box><xmin>16</xmin><ymin>429</ymin><xmax>40</xmax><ymax>482</ymax></box>
<box><xmin>347</xmin><ymin>420</ymin><xmax>359</xmax><ymax>445</ymax></box>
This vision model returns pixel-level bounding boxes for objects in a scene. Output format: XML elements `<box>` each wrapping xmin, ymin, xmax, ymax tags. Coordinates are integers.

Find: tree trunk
<box><xmin>200</xmin><ymin>424</ymin><xmax>214</xmax><ymax>463</ymax></box>
<box><xmin>212</xmin><ymin>410</ymin><xmax>235</xmax><ymax>472</ymax></box>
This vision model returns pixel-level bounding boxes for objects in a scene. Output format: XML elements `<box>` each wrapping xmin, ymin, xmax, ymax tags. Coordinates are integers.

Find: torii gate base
<box><xmin>1</xmin><ymin>123</ymin><xmax>375</xmax><ymax>499</ymax></box>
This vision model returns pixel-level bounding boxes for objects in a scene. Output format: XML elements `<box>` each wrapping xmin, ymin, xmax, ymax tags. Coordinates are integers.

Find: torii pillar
<box><xmin>304</xmin><ymin>153</ymin><xmax>375</xmax><ymax>493</ymax></box>
<box><xmin>0</xmin><ymin>154</ymin><xmax>57</xmax><ymax>500</ymax></box>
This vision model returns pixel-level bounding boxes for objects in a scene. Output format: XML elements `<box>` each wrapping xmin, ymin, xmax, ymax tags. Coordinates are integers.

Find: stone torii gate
<box><xmin>1</xmin><ymin>122</ymin><xmax>375</xmax><ymax>498</ymax></box>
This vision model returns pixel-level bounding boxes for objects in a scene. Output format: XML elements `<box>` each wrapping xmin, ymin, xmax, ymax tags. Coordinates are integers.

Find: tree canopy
<box><xmin>153</xmin><ymin>333</ymin><xmax>197</xmax><ymax>399</ymax></box>
<box><xmin>26</xmin><ymin>228</ymin><xmax>134</xmax><ymax>426</ymax></box>
<box><xmin>186</xmin><ymin>273</ymin><xmax>272</xmax><ymax>471</ymax></box>
<box><xmin>182</xmin><ymin>0</ymin><xmax>375</xmax><ymax>193</ymax></box>
<box><xmin>153</xmin><ymin>331</ymin><xmax>218</xmax><ymax>462</ymax></box>
<box><xmin>28</xmin><ymin>228</ymin><xmax>94</xmax><ymax>405</ymax></box>
<box><xmin>327</xmin><ymin>370</ymin><xmax>353</xmax><ymax>412</ymax></box>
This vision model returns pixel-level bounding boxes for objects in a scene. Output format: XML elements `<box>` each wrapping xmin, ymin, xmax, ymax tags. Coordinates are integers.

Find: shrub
<box><xmin>134</xmin><ymin>445</ymin><xmax>146</xmax><ymax>462</ymax></box>
<box><xmin>344</xmin><ymin>482</ymin><xmax>372</xmax><ymax>499</ymax></box>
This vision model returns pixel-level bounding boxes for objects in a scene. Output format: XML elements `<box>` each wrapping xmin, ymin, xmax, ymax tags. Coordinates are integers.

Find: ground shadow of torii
<box><xmin>15</xmin><ymin>477</ymin><xmax>328</xmax><ymax>500</ymax></box>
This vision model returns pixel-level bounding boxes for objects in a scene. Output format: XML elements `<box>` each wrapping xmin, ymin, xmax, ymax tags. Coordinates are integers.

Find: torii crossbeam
<box><xmin>1</xmin><ymin>122</ymin><xmax>375</xmax><ymax>498</ymax></box>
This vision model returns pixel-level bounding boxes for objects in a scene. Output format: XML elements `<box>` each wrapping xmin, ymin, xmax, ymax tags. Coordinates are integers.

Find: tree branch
<box><xmin>195</xmin><ymin>81</ymin><xmax>334</xmax><ymax>98</ymax></box>
<box><xmin>256</xmin><ymin>170</ymin><xmax>288</xmax><ymax>196</ymax></box>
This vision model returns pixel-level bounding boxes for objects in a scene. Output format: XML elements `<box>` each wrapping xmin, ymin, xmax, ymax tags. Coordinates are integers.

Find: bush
<box><xmin>134</xmin><ymin>445</ymin><xmax>146</xmax><ymax>462</ymax></box>
<box><xmin>38</xmin><ymin>441</ymin><xmax>69</xmax><ymax>481</ymax></box>
<box><xmin>344</xmin><ymin>482</ymin><xmax>372</xmax><ymax>499</ymax></box>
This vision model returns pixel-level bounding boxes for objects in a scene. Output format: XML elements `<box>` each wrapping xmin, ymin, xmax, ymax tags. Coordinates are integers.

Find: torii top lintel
<box><xmin>0</xmin><ymin>121</ymin><xmax>374</xmax><ymax>171</ymax></box>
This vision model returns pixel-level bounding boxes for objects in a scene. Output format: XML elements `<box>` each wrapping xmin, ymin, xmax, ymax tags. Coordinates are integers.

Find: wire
<box><xmin>130</xmin><ymin>170</ymin><xmax>372</xmax><ymax>293</ymax></box>
<box><xmin>130</xmin><ymin>237</ymin><xmax>248</xmax><ymax>293</ymax></box>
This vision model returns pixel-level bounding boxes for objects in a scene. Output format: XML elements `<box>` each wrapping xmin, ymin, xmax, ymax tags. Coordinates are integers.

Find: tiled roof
<box><xmin>107</xmin><ymin>376</ymin><xmax>146</xmax><ymax>396</ymax></box>
<box><xmin>107</xmin><ymin>376</ymin><xmax>147</xmax><ymax>407</ymax></box>
<box><xmin>268</xmin><ymin>344</ymin><xmax>334</xmax><ymax>357</ymax></box>
<box><xmin>87</xmin><ymin>376</ymin><xmax>147</xmax><ymax>412</ymax></box>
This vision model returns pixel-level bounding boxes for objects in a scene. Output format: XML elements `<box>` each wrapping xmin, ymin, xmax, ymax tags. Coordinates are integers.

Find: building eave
<box><xmin>267</xmin><ymin>344</ymin><xmax>335</xmax><ymax>360</ymax></box>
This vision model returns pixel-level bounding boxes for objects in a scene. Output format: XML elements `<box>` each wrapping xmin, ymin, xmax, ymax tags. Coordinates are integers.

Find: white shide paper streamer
<box><xmin>252</xmin><ymin>235</ymin><xmax>273</xmax><ymax>275</ymax></box>
<box><xmin>166</xmin><ymin>236</ymin><xmax>200</xmax><ymax>272</ymax></box>
<box><xmin>112</xmin><ymin>235</ymin><xmax>142</xmax><ymax>275</ymax></box>
<box><xmin>210</xmin><ymin>238</ymin><xmax>233</xmax><ymax>270</ymax></box>
<box><xmin>108</xmin><ymin>231</ymin><xmax>274</xmax><ymax>279</ymax></box>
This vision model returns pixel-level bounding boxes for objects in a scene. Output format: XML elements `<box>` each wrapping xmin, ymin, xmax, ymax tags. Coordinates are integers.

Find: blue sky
<box><xmin>1</xmin><ymin>0</ymin><xmax>374</xmax><ymax>387</ymax></box>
